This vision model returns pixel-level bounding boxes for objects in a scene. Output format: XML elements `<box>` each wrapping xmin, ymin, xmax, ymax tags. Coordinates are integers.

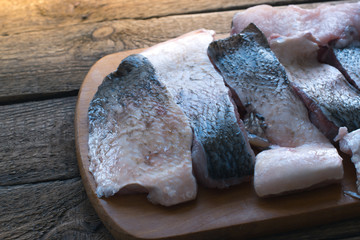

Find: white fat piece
<box><xmin>255</xmin><ymin>144</ymin><xmax>343</xmax><ymax>197</ymax></box>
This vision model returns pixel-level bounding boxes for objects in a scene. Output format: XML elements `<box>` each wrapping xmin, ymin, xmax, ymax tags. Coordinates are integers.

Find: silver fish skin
<box><xmin>333</xmin><ymin>46</ymin><xmax>360</xmax><ymax>89</ymax></box>
<box><xmin>142</xmin><ymin>29</ymin><xmax>255</xmax><ymax>188</ymax></box>
<box><xmin>208</xmin><ymin>24</ymin><xmax>343</xmax><ymax>197</ymax></box>
<box><xmin>271</xmin><ymin>33</ymin><xmax>360</xmax><ymax>140</ymax></box>
<box><xmin>88</xmin><ymin>54</ymin><xmax>197</xmax><ymax>206</ymax></box>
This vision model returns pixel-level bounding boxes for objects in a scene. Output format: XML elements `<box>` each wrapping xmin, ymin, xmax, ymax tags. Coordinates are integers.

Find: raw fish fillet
<box><xmin>271</xmin><ymin>33</ymin><xmax>360</xmax><ymax>140</ymax></box>
<box><xmin>335</xmin><ymin>127</ymin><xmax>360</xmax><ymax>194</ymax></box>
<box><xmin>209</xmin><ymin>25</ymin><xmax>328</xmax><ymax>147</ymax></box>
<box><xmin>142</xmin><ymin>29</ymin><xmax>255</xmax><ymax>188</ymax></box>
<box><xmin>231</xmin><ymin>2</ymin><xmax>360</xmax><ymax>47</ymax></box>
<box><xmin>208</xmin><ymin>24</ymin><xmax>343</xmax><ymax>197</ymax></box>
<box><xmin>88</xmin><ymin>54</ymin><xmax>197</xmax><ymax>206</ymax></box>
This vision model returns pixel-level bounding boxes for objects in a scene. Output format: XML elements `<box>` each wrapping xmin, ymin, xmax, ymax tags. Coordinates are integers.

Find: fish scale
<box><xmin>332</xmin><ymin>46</ymin><xmax>360</xmax><ymax>89</ymax></box>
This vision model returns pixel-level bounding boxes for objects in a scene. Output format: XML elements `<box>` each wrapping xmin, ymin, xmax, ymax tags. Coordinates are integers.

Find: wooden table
<box><xmin>2</xmin><ymin>0</ymin><xmax>360</xmax><ymax>239</ymax></box>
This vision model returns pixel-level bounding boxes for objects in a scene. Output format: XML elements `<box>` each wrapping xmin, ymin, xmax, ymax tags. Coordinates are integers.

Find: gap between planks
<box><xmin>0</xmin><ymin>90</ymin><xmax>79</xmax><ymax>106</ymax></box>
<box><xmin>0</xmin><ymin>176</ymin><xmax>81</xmax><ymax>188</ymax></box>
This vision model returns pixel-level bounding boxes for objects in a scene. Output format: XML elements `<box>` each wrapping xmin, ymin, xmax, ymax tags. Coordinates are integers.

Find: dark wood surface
<box><xmin>2</xmin><ymin>0</ymin><xmax>360</xmax><ymax>239</ymax></box>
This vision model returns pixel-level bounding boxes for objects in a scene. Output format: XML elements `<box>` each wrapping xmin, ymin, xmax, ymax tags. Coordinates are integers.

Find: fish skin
<box><xmin>142</xmin><ymin>29</ymin><xmax>255</xmax><ymax>188</ymax></box>
<box><xmin>271</xmin><ymin>33</ymin><xmax>360</xmax><ymax>139</ymax></box>
<box><xmin>88</xmin><ymin>54</ymin><xmax>197</xmax><ymax>206</ymax></box>
<box><xmin>208</xmin><ymin>24</ymin><xmax>343</xmax><ymax>197</ymax></box>
<box><xmin>333</xmin><ymin>46</ymin><xmax>360</xmax><ymax>88</ymax></box>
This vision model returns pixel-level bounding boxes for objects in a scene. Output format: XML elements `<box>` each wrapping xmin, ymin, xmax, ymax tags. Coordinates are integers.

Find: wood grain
<box><xmin>0</xmin><ymin>97</ymin><xmax>79</xmax><ymax>186</ymax></box>
<box><xmin>0</xmin><ymin>0</ymin><xmax>328</xmax><ymax>35</ymax></box>
<box><xmin>0</xmin><ymin>178</ymin><xmax>112</xmax><ymax>240</ymax></box>
<box><xmin>75</xmin><ymin>49</ymin><xmax>360</xmax><ymax>240</ymax></box>
<box><xmin>0</xmin><ymin>11</ymin><xmax>234</xmax><ymax>103</ymax></box>
<box><xmin>0</xmin><ymin>96</ymin><xmax>114</xmax><ymax>239</ymax></box>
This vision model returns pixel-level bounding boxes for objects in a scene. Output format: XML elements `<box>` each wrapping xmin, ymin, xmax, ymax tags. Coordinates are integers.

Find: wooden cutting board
<box><xmin>75</xmin><ymin>46</ymin><xmax>360</xmax><ymax>240</ymax></box>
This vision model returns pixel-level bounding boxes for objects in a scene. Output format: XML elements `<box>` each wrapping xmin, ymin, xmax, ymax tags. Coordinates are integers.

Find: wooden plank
<box><xmin>0</xmin><ymin>10</ymin><xmax>236</xmax><ymax>103</ymax></box>
<box><xmin>0</xmin><ymin>97</ymin><xmax>79</xmax><ymax>186</ymax></box>
<box><xmin>0</xmin><ymin>0</ymin><xmax>327</xmax><ymax>35</ymax></box>
<box><xmin>0</xmin><ymin>178</ymin><xmax>112</xmax><ymax>240</ymax></box>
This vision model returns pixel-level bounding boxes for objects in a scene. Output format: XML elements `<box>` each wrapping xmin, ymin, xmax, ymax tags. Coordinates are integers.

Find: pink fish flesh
<box><xmin>231</xmin><ymin>2</ymin><xmax>360</xmax><ymax>47</ymax></box>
